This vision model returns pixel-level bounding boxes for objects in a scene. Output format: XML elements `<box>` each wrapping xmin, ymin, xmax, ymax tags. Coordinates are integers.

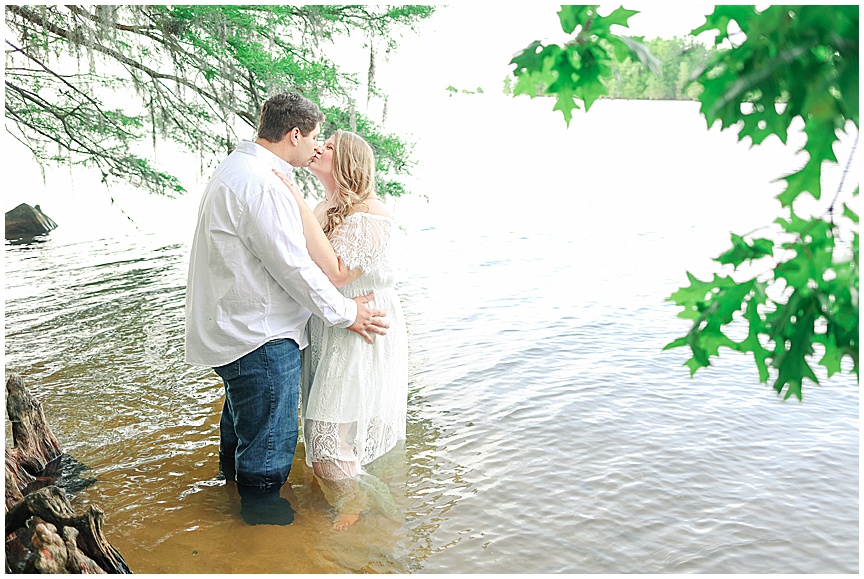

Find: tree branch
<box><xmin>5</xmin><ymin>39</ymin><xmax>135</xmax><ymax>139</ymax></box>
<box><xmin>64</xmin><ymin>4</ymin><xmax>160</xmax><ymax>35</ymax></box>
<box><xmin>8</xmin><ymin>5</ymin><xmax>221</xmax><ymax>105</ymax></box>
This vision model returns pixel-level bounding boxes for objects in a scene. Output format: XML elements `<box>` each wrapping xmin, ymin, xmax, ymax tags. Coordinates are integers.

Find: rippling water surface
<box><xmin>4</xmin><ymin>99</ymin><xmax>858</xmax><ymax>573</ymax></box>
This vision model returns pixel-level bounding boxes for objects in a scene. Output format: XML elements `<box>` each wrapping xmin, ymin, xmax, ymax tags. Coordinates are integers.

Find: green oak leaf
<box><xmin>557</xmin><ymin>5</ymin><xmax>593</xmax><ymax>35</ymax></box>
<box><xmin>552</xmin><ymin>88</ymin><xmax>580</xmax><ymax>126</ymax></box>
<box><xmin>751</xmin><ymin>238</ymin><xmax>774</xmax><ymax>255</ymax></box>
<box><xmin>667</xmin><ymin>271</ymin><xmax>716</xmax><ymax>308</ymax></box>
<box><xmin>775</xmin><ymin>209</ymin><xmax>811</xmax><ymax>234</ymax></box>
<box><xmin>777</xmin><ymin>166</ymin><xmax>822</xmax><ymax>207</ymax></box>
<box><xmin>698</xmin><ymin>324</ymin><xmax>738</xmax><ymax>357</ymax></box>
<box><xmin>691</xmin><ymin>5</ymin><xmax>757</xmax><ymax>44</ymax></box>
<box><xmin>709</xmin><ymin>51</ymin><xmax>797</xmax><ymax>119</ymax></box>
<box><xmin>547</xmin><ymin>48</ymin><xmax>579</xmax><ymax>91</ymax></box>
<box><xmin>577</xmin><ymin>76</ymin><xmax>608</xmax><ymax>111</ymax></box>
<box><xmin>685</xmin><ymin>354</ymin><xmax>710</xmax><ymax>376</ymax></box>
<box><xmin>712</xmin><ymin>281</ymin><xmax>755</xmax><ymax>325</ymax></box>
<box><xmin>506</xmin><ymin>4</ymin><xmax>858</xmax><ymax>400</ymax></box>
<box><xmin>716</xmin><ymin>233</ymin><xmax>774</xmax><ymax>268</ymax></box>
<box><xmin>836</xmin><ymin>59</ymin><xmax>859</xmax><ymax>125</ymax></box>
<box><xmin>802</xmin><ymin>111</ymin><xmax>841</xmax><ymax>170</ymax></box>
<box><xmin>771</xmin><ymin>298</ymin><xmax>819</xmax><ymax>400</ymax></box>
<box><xmin>774</xmin><ymin>225</ymin><xmax>835</xmax><ymax>289</ymax></box>
<box><xmin>598</xmin><ymin>6</ymin><xmax>639</xmax><ymax>28</ymax></box>
<box><xmin>814</xmin><ymin>334</ymin><xmax>844</xmax><ymax>378</ymax></box>
<box><xmin>737</xmin><ymin>296</ymin><xmax>771</xmax><ymax>382</ymax></box>
<box><xmin>739</xmin><ymin>100</ymin><xmax>790</xmax><ymax>145</ymax></box>
<box><xmin>663</xmin><ymin>336</ymin><xmax>689</xmax><ymax>351</ymax></box>
<box><xmin>510</xmin><ymin>40</ymin><xmax>545</xmax><ymax>73</ymax></box>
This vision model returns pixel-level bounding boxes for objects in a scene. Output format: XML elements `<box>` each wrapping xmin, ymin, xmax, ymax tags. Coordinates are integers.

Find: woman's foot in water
<box><xmin>332</xmin><ymin>512</ymin><xmax>360</xmax><ymax>531</ymax></box>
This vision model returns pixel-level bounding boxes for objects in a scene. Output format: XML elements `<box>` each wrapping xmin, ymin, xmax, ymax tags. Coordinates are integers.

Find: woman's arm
<box><xmin>273</xmin><ymin>169</ymin><xmax>363</xmax><ymax>288</ymax></box>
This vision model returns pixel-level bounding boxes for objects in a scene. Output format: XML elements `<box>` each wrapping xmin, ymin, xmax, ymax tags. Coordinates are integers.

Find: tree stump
<box><xmin>5</xmin><ymin>454</ymin><xmax>33</xmax><ymax>507</ymax></box>
<box><xmin>5</xmin><ymin>373</ymin><xmax>62</xmax><ymax>488</ymax></box>
<box><xmin>6</xmin><ymin>487</ymin><xmax>130</xmax><ymax>573</ymax></box>
<box><xmin>5</xmin><ymin>373</ymin><xmax>131</xmax><ymax>574</ymax></box>
<box><xmin>5</xmin><ymin>203</ymin><xmax>58</xmax><ymax>240</ymax></box>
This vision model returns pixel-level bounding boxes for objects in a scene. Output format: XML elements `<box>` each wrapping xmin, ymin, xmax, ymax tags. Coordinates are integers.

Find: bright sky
<box><xmin>4</xmin><ymin>3</ymin><xmax>722</xmax><ymax>211</ymax></box>
<box><xmin>338</xmin><ymin>3</ymin><xmax>718</xmax><ymax>104</ymax></box>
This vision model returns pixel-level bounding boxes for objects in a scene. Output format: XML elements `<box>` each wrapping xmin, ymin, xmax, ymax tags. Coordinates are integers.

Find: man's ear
<box><xmin>289</xmin><ymin>127</ymin><xmax>300</xmax><ymax>145</ymax></box>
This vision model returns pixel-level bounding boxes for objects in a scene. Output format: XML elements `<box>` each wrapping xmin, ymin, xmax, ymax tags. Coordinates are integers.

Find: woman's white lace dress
<box><xmin>300</xmin><ymin>212</ymin><xmax>407</xmax><ymax>512</ymax></box>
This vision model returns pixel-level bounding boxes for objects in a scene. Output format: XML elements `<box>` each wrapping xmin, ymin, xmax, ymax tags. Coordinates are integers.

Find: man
<box><xmin>185</xmin><ymin>92</ymin><xmax>388</xmax><ymax>526</ymax></box>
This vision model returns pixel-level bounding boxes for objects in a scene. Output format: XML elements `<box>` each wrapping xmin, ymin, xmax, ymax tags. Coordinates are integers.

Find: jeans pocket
<box><xmin>213</xmin><ymin>360</ymin><xmax>241</xmax><ymax>382</ymax></box>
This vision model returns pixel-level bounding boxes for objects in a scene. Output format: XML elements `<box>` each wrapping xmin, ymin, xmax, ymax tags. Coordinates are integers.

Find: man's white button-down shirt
<box><xmin>185</xmin><ymin>140</ymin><xmax>357</xmax><ymax>367</ymax></box>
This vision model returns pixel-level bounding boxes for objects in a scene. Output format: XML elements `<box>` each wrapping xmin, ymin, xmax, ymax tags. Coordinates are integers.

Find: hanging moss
<box><xmin>5</xmin><ymin>5</ymin><xmax>435</xmax><ymax>197</ymax></box>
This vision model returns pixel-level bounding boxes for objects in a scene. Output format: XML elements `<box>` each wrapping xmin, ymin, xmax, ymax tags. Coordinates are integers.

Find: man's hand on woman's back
<box><xmin>349</xmin><ymin>292</ymin><xmax>388</xmax><ymax>343</ymax></box>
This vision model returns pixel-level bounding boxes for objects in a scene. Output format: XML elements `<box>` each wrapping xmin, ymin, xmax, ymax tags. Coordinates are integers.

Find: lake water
<box><xmin>4</xmin><ymin>98</ymin><xmax>859</xmax><ymax>573</ymax></box>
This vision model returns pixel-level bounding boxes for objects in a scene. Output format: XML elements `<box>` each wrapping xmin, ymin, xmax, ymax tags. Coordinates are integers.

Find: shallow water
<box><xmin>4</xmin><ymin>99</ymin><xmax>858</xmax><ymax>573</ymax></box>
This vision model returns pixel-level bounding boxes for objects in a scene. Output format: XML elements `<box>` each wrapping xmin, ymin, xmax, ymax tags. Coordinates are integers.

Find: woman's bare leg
<box><xmin>310</xmin><ymin>422</ymin><xmax>363</xmax><ymax>530</ymax></box>
<box><xmin>313</xmin><ymin>462</ymin><xmax>364</xmax><ymax>530</ymax></box>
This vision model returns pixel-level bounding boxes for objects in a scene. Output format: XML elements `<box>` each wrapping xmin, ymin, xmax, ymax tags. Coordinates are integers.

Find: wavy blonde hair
<box><xmin>322</xmin><ymin>129</ymin><xmax>376</xmax><ymax>239</ymax></box>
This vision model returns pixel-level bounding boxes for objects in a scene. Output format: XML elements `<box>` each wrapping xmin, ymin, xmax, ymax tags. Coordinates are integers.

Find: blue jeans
<box><xmin>213</xmin><ymin>338</ymin><xmax>300</xmax><ymax>493</ymax></box>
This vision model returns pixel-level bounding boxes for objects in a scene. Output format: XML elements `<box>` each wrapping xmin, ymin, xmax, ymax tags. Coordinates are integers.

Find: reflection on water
<box><xmin>4</xmin><ymin>100</ymin><xmax>858</xmax><ymax>574</ymax></box>
<box><xmin>4</xmin><ymin>232</ymin><xmax>469</xmax><ymax>574</ymax></box>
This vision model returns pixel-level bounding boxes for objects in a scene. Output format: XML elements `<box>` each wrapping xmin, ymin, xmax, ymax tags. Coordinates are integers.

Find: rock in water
<box><xmin>5</xmin><ymin>203</ymin><xmax>58</xmax><ymax>240</ymax></box>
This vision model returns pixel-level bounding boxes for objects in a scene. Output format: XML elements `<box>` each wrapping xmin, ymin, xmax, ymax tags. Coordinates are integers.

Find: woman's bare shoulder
<box><xmin>312</xmin><ymin>200</ymin><xmax>327</xmax><ymax>219</ymax></box>
<box><xmin>361</xmin><ymin>197</ymin><xmax>393</xmax><ymax>218</ymax></box>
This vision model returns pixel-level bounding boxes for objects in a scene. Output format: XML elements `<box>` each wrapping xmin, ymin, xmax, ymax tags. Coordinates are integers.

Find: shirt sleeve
<box><xmin>239</xmin><ymin>179</ymin><xmax>357</xmax><ymax>328</ymax></box>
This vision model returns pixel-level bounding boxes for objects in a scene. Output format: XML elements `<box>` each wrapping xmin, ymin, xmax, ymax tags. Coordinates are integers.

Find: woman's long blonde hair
<box><xmin>322</xmin><ymin>129</ymin><xmax>376</xmax><ymax>239</ymax></box>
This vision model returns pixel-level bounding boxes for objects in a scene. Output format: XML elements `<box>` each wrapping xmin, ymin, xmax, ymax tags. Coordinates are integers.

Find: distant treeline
<box><xmin>606</xmin><ymin>36</ymin><xmax>716</xmax><ymax>100</ymax></box>
<box><xmin>504</xmin><ymin>36</ymin><xmax>717</xmax><ymax>101</ymax></box>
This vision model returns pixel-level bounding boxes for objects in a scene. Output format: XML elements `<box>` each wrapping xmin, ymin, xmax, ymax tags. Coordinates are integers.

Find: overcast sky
<box><xmin>4</xmin><ymin>3</ymin><xmax>722</xmax><ymax>212</ymax></box>
<box><xmin>356</xmin><ymin>3</ymin><xmax>718</xmax><ymax>107</ymax></box>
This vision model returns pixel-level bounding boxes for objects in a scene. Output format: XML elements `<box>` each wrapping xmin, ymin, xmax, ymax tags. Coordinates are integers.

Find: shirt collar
<box><xmin>235</xmin><ymin>140</ymin><xmax>296</xmax><ymax>175</ymax></box>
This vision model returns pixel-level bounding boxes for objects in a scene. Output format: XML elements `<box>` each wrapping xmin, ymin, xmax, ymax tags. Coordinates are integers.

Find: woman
<box><xmin>274</xmin><ymin>129</ymin><xmax>408</xmax><ymax>530</ymax></box>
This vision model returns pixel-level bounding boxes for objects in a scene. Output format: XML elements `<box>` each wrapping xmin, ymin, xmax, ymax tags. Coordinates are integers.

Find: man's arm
<box><xmin>272</xmin><ymin>169</ymin><xmax>363</xmax><ymax>288</ymax></box>
<box><xmin>241</xmin><ymin>181</ymin><xmax>388</xmax><ymax>341</ymax></box>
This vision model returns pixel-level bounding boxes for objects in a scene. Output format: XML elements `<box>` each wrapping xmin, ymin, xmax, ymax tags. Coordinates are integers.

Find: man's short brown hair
<box><xmin>256</xmin><ymin>92</ymin><xmax>324</xmax><ymax>143</ymax></box>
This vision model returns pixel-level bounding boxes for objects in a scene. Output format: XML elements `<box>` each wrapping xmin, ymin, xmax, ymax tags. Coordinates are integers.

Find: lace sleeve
<box><xmin>331</xmin><ymin>214</ymin><xmax>393</xmax><ymax>272</ymax></box>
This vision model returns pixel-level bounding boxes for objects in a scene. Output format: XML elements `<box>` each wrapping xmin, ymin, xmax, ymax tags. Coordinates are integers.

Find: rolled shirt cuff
<box><xmin>336</xmin><ymin>297</ymin><xmax>358</xmax><ymax>329</ymax></box>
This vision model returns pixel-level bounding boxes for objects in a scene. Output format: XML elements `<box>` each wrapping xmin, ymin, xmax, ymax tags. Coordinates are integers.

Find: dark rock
<box><xmin>5</xmin><ymin>203</ymin><xmax>58</xmax><ymax>240</ymax></box>
<box><xmin>21</xmin><ymin>454</ymin><xmax>97</xmax><ymax>496</ymax></box>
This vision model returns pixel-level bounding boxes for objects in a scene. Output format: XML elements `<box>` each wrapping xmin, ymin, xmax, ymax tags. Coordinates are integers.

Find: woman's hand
<box><xmin>271</xmin><ymin>166</ymin><xmax>362</xmax><ymax>288</ymax></box>
<box><xmin>273</xmin><ymin>169</ymin><xmax>302</xmax><ymax>202</ymax></box>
